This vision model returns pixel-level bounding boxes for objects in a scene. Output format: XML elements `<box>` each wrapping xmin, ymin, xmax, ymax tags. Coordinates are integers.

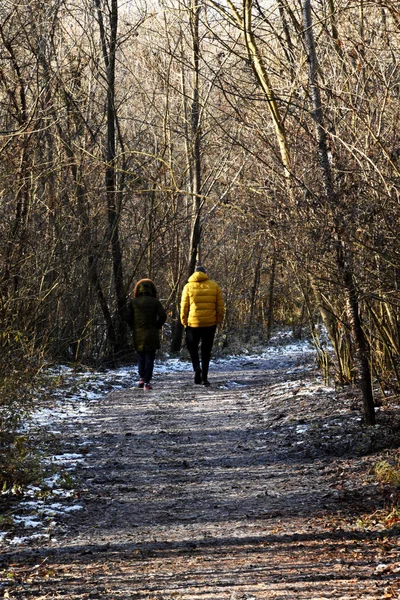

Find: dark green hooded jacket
<box><xmin>125</xmin><ymin>279</ymin><xmax>167</xmax><ymax>351</ymax></box>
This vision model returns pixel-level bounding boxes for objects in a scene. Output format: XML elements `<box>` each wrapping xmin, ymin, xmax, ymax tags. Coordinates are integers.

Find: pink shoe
<box><xmin>138</xmin><ymin>379</ymin><xmax>145</xmax><ymax>388</ymax></box>
<box><xmin>144</xmin><ymin>383</ymin><xmax>153</xmax><ymax>391</ymax></box>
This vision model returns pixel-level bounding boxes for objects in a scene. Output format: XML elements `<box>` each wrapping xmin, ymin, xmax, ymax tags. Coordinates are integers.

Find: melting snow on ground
<box><xmin>1</xmin><ymin>335</ymin><xmax>317</xmax><ymax>548</ymax></box>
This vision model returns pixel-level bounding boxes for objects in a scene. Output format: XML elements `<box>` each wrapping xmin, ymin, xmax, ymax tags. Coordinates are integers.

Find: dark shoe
<box><xmin>202</xmin><ymin>380</ymin><xmax>210</xmax><ymax>387</ymax></box>
<box><xmin>194</xmin><ymin>367</ymin><xmax>202</xmax><ymax>384</ymax></box>
<box><xmin>138</xmin><ymin>379</ymin><xmax>145</xmax><ymax>389</ymax></box>
<box><xmin>144</xmin><ymin>383</ymin><xmax>153</xmax><ymax>391</ymax></box>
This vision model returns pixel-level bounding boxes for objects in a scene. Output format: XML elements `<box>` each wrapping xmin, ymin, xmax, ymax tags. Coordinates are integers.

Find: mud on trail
<box><xmin>1</xmin><ymin>348</ymin><xmax>400</xmax><ymax>599</ymax></box>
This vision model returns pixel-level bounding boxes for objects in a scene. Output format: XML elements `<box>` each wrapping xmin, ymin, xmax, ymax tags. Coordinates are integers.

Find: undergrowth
<box><xmin>374</xmin><ymin>458</ymin><xmax>400</xmax><ymax>489</ymax></box>
<box><xmin>0</xmin><ymin>366</ymin><xmax>45</xmax><ymax>492</ymax></box>
<box><xmin>362</xmin><ymin>453</ymin><xmax>400</xmax><ymax>531</ymax></box>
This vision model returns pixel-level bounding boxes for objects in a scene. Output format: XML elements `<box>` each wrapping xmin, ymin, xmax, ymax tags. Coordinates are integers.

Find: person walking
<box><xmin>180</xmin><ymin>265</ymin><xmax>225</xmax><ymax>386</ymax></box>
<box><xmin>125</xmin><ymin>278</ymin><xmax>167</xmax><ymax>390</ymax></box>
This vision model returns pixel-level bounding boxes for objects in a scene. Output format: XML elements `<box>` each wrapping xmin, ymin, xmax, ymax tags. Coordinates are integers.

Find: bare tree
<box><xmin>93</xmin><ymin>0</ymin><xmax>128</xmax><ymax>356</ymax></box>
<box><xmin>302</xmin><ymin>0</ymin><xmax>375</xmax><ymax>425</ymax></box>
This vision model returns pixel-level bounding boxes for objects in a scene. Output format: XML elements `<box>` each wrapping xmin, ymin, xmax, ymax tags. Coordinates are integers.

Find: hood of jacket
<box><xmin>188</xmin><ymin>271</ymin><xmax>209</xmax><ymax>284</ymax></box>
<box><xmin>134</xmin><ymin>278</ymin><xmax>158</xmax><ymax>298</ymax></box>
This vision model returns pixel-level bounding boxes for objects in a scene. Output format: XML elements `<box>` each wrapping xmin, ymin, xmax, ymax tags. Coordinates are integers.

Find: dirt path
<box><xmin>1</xmin><ymin>349</ymin><xmax>400</xmax><ymax>599</ymax></box>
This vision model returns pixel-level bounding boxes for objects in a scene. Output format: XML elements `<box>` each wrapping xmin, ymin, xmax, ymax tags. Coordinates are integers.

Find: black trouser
<box><xmin>137</xmin><ymin>350</ymin><xmax>156</xmax><ymax>383</ymax></box>
<box><xmin>185</xmin><ymin>325</ymin><xmax>216</xmax><ymax>381</ymax></box>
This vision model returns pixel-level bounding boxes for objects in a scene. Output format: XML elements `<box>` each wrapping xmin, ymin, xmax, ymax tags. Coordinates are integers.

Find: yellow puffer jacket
<box><xmin>180</xmin><ymin>271</ymin><xmax>225</xmax><ymax>328</ymax></box>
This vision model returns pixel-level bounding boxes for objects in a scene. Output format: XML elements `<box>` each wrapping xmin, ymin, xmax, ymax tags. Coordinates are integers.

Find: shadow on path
<box><xmin>1</xmin><ymin>352</ymin><xmax>399</xmax><ymax>599</ymax></box>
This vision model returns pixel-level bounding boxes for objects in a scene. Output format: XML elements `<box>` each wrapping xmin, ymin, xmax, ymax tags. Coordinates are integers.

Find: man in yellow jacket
<box><xmin>180</xmin><ymin>265</ymin><xmax>225</xmax><ymax>386</ymax></box>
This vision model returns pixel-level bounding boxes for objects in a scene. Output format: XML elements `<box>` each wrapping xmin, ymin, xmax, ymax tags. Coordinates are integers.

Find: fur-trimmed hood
<box><xmin>134</xmin><ymin>278</ymin><xmax>158</xmax><ymax>298</ymax></box>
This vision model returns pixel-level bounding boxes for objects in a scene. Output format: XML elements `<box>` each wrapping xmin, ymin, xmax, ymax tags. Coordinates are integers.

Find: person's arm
<box><xmin>125</xmin><ymin>300</ymin><xmax>135</xmax><ymax>329</ymax></box>
<box><xmin>216</xmin><ymin>285</ymin><xmax>225</xmax><ymax>324</ymax></box>
<box><xmin>180</xmin><ymin>285</ymin><xmax>189</xmax><ymax>326</ymax></box>
<box><xmin>157</xmin><ymin>301</ymin><xmax>167</xmax><ymax>328</ymax></box>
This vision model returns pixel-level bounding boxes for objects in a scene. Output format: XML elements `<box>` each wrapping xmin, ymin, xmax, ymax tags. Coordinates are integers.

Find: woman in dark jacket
<box><xmin>125</xmin><ymin>279</ymin><xmax>167</xmax><ymax>390</ymax></box>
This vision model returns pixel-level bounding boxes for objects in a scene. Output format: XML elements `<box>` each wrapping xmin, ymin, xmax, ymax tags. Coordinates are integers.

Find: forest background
<box><xmin>1</xmin><ymin>0</ymin><xmax>400</xmax><ymax>486</ymax></box>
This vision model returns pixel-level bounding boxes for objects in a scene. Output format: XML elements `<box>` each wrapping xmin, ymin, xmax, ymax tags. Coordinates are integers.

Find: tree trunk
<box><xmin>187</xmin><ymin>0</ymin><xmax>202</xmax><ymax>277</ymax></box>
<box><xmin>247</xmin><ymin>250</ymin><xmax>262</xmax><ymax>339</ymax></box>
<box><xmin>171</xmin><ymin>0</ymin><xmax>202</xmax><ymax>352</ymax></box>
<box><xmin>266</xmin><ymin>251</ymin><xmax>276</xmax><ymax>340</ymax></box>
<box><xmin>302</xmin><ymin>0</ymin><xmax>375</xmax><ymax>425</ymax></box>
<box><xmin>96</xmin><ymin>0</ymin><xmax>128</xmax><ymax>356</ymax></box>
<box><xmin>240</xmin><ymin>0</ymin><xmax>292</xmax><ymax>180</ymax></box>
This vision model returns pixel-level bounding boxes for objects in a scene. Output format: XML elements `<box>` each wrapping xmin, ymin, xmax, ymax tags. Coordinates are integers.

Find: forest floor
<box><xmin>1</xmin><ymin>342</ymin><xmax>400</xmax><ymax>599</ymax></box>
